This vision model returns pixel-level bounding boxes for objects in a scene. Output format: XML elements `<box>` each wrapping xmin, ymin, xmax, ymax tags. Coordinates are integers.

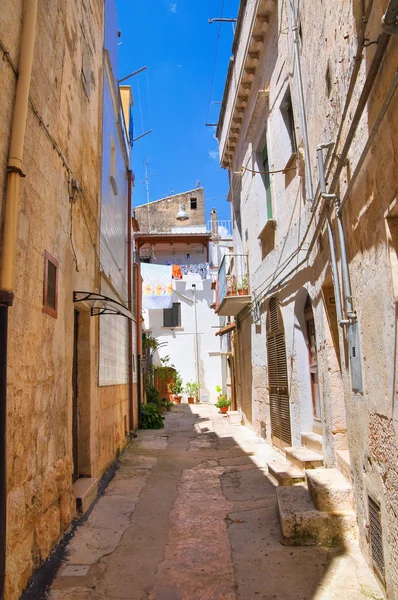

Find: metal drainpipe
<box><xmin>335</xmin><ymin>200</ymin><xmax>356</xmax><ymax>322</ymax></box>
<box><xmin>289</xmin><ymin>0</ymin><xmax>313</xmax><ymax>202</ymax></box>
<box><xmin>192</xmin><ymin>284</ymin><xmax>201</xmax><ymax>402</ymax></box>
<box><xmin>127</xmin><ymin>171</ymin><xmax>134</xmax><ymax>432</ymax></box>
<box><xmin>135</xmin><ymin>261</ymin><xmax>143</xmax><ymax>418</ymax></box>
<box><xmin>317</xmin><ymin>146</ymin><xmax>347</xmax><ymax>326</ymax></box>
<box><xmin>0</xmin><ymin>2</ymin><xmax>38</xmax><ymax>598</ymax></box>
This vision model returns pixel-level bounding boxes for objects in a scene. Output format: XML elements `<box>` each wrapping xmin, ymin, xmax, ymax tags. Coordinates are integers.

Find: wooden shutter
<box><xmin>267</xmin><ymin>298</ymin><xmax>292</xmax><ymax>447</ymax></box>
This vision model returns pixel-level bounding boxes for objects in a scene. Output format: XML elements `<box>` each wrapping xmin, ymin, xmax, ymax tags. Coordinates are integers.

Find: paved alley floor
<box><xmin>48</xmin><ymin>405</ymin><xmax>384</xmax><ymax>600</ymax></box>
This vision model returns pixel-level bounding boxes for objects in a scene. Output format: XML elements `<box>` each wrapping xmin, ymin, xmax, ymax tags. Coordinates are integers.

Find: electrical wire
<box><xmin>239</xmin><ymin>165</ymin><xmax>297</xmax><ymax>175</ymax></box>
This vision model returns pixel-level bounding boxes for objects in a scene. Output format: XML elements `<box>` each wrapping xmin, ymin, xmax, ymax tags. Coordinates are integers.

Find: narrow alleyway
<box><xmin>47</xmin><ymin>406</ymin><xmax>383</xmax><ymax>600</ymax></box>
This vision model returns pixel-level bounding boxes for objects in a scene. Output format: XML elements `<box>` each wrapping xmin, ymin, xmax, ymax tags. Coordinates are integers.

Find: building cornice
<box><xmin>217</xmin><ymin>0</ymin><xmax>276</xmax><ymax>169</ymax></box>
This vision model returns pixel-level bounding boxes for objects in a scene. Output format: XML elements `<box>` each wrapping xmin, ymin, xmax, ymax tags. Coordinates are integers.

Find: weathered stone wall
<box><xmin>218</xmin><ymin>0</ymin><xmax>398</xmax><ymax>595</ymax></box>
<box><xmin>0</xmin><ymin>1</ymin><xmax>130</xmax><ymax>598</ymax></box>
<box><xmin>135</xmin><ymin>188</ymin><xmax>205</xmax><ymax>233</ymax></box>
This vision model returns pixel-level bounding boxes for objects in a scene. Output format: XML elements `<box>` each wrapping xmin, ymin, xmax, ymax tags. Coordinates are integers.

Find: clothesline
<box><xmin>171</xmin><ymin>263</ymin><xmax>210</xmax><ymax>280</ymax></box>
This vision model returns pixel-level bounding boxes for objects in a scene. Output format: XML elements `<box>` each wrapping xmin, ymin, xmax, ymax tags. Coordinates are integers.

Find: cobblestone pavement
<box><xmin>45</xmin><ymin>404</ymin><xmax>383</xmax><ymax>600</ymax></box>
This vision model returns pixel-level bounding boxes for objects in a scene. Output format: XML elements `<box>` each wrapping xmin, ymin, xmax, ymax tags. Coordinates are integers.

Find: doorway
<box><xmin>72</xmin><ymin>310</ymin><xmax>79</xmax><ymax>482</ymax></box>
<box><xmin>304</xmin><ymin>296</ymin><xmax>321</xmax><ymax>423</ymax></box>
<box><xmin>266</xmin><ymin>297</ymin><xmax>292</xmax><ymax>449</ymax></box>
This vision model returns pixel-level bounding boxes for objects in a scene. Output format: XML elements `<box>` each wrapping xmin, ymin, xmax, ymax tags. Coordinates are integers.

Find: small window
<box><xmin>190</xmin><ymin>197</ymin><xmax>197</xmax><ymax>210</ymax></box>
<box><xmin>280</xmin><ymin>88</ymin><xmax>297</xmax><ymax>154</ymax></box>
<box><xmin>262</xmin><ymin>139</ymin><xmax>273</xmax><ymax>220</ymax></box>
<box><xmin>163</xmin><ymin>303</ymin><xmax>181</xmax><ymax>328</ymax></box>
<box><xmin>43</xmin><ymin>251</ymin><xmax>58</xmax><ymax>318</ymax></box>
<box><xmin>186</xmin><ymin>253</ymin><xmax>191</xmax><ymax>260</ymax></box>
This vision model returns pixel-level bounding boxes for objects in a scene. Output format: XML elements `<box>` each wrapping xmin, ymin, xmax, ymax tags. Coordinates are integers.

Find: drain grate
<box><xmin>368</xmin><ymin>495</ymin><xmax>385</xmax><ymax>577</ymax></box>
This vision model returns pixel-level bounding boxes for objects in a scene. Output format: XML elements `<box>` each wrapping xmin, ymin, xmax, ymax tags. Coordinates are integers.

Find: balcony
<box><xmin>207</xmin><ymin>220</ymin><xmax>233</xmax><ymax>239</ymax></box>
<box><xmin>217</xmin><ymin>254</ymin><xmax>251</xmax><ymax>316</ymax></box>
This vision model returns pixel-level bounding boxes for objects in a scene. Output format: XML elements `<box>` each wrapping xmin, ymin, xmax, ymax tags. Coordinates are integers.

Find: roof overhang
<box><xmin>217</xmin><ymin>0</ymin><xmax>275</xmax><ymax>169</ymax></box>
<box><xmin>73</xmin><ymin>291</ymin><xmax>134</xmax><ymax>320</ymax></box>
<box><xmin>134</xmin><ymin>232</ymin><xmax>211</xmax><ymax>248</ymax></box>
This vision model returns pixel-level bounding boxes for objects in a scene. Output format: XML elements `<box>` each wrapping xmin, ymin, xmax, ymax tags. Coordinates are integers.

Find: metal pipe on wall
<box><xmin>135</xmin><ymin>261</ymin><xmax>143</xmax><ymax>416</ymax></box>
<box><xmin>127</xmin><ymin>170</ymin><xmax>134</xmax><ymax>432</ymax></box>
<box><xmin>316</xmin><ymin>147</ymin><xmax>345</xmax><ymax>325</ymax></box>
<box><xmin>0</xmin><ymin>2</ymin><xmax>38</xmax><ymax>598</ymax></box>
<box><xmin>192</xmin><ymin>284</ymin><xmax>201</xmax><ymax>401</ymax></box>
<box><xmin>289</xmin><ymin>0</ymin><xmax>313</xmax><ymax>202</ymax></box>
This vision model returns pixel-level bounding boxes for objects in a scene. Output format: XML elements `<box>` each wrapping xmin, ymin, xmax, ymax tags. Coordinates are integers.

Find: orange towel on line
<box><xmin>172</xmin><ymin>265</ymin><xmax>183</xmax><ymax>279</ymax></box>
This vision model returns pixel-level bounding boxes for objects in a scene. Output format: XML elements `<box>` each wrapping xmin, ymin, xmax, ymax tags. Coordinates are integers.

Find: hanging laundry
<box><xmin>172</xmin><ymin>265</ymin><xmax>183</xmax><ymax>280</ymax></box>
<box><xmin>180</xmin><ymin>265</ymin><xmax>189</xmax><ymax>276</ymax></box>
<box><xmin>141</xmin><ymin>263</ymin><xmax>173</xmax><ymax>309</ymax></box>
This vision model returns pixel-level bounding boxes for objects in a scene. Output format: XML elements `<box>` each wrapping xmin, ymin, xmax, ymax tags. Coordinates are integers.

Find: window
<box><xmin>190</xmin><ymin>197</ymin><xmax>197</xmax><ymax>210</ymax></box>
<box><xmin>43</xmin><ymin>251</ymin><xmax>58</xmax><ymax>318</ymax></box>
<box><xmin>280</xmin><ymin>88</ymin><xmax>297</xmax><ymax>154</ymax></box>
<box><xmin>163</xmin><ymin>303</ymin><xmax>181</xmax><ymax>328</ymax></box>
<box><xmin>262</xmin><ymin>139</ymin><xmax>273</xmax><ymax>220</ymax></box>
<box><xmin>186</xmin><ymin>253</ymin><xmax>191</xmax><ymax>260</ymax></box>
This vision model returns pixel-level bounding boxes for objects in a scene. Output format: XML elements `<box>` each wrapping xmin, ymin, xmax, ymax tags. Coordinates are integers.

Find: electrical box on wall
<box><xmin>349</xmin><ymin>321</ymin><xmax>363</xmax><ymax>393</ymax></box>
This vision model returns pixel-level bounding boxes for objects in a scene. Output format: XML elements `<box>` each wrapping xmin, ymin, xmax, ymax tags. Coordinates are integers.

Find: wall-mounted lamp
<box><xmin>176</xmin><ymin>204</ymin><xmax>189</xmax><ymax>221</ymax></box>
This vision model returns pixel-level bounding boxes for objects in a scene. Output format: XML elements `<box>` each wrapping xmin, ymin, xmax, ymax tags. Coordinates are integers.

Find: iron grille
<box><xmin>368</xmin><ymin>495</ymin><xmax>385</xmax><ymax>577</ymax></box>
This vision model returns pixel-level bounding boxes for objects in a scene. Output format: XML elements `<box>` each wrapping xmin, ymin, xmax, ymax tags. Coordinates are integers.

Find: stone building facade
<box><xmin>216</xmin><ymin>0</ymin><xmax>398</xmax><ymax>596</ymax></box>
<box><xmin>134</xmin><ymin>187</ymin><xmax>205</xmax><ymax>233</ymax></box>
<box><xmin>0</xmin><ymin>1</ymin><xmax>136</xmax><ymax>598</ymax></box>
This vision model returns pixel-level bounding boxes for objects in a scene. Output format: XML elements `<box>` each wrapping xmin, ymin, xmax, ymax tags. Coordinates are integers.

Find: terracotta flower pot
<box><xmin>220</xmin><ymin>405</ymin><xmax>229</xmax><ymax>414</ymax></box>
<box><xmin>188</xmin><ymin>397</ymin><xmax>195</xmax><ymax>405</ymax></box>
<box><xmin>173</xmin><ymin>395</ymin><xmax>182</xmax><ymax>404</ymax></box>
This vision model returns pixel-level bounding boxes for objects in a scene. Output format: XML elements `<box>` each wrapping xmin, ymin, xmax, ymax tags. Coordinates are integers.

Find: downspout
<box><xmin>289</xmin><ymin>0</ymin><xmax>313</xmax><ymax>202</ymax></box>
<box><xmin>135</xmin><ymin>261</ymin><xmax>143</xmax><ymax>418</ymax></box>
<box><xmin>127</xmin><ymin>170</ymin><xmax>134</xmax><ymax>432</ymax></box>
<box><xmin>0</xmin><ymin>2</ymin><xmax>39</xmax><ymax>598</ymax></box>
<box><xmin>192</xmin><ymin>284</ymin><xmax>200</xmax><ymax>401</ymax></box>
<box><xmin>317</xmin><ymin>146</ymin><xmax>348</xmax><ymax>327</ymax></box>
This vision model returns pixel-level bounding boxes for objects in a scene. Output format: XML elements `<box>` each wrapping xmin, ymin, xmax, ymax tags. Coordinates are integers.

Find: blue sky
<box><xmin>116</xmin><ymin>0</ymin><xmax>239</xmax><ymax>222</ymax></box>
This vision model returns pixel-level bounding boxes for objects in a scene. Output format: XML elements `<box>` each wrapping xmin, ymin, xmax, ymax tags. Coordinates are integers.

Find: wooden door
<box><xmin>267</xmin><ymin>298</ymin><xmax>292</xmax><ymax>448</ymax></box>
<box><xmin>305</xmin><ymin>306</ymin><xmax>321</xmax><ymax>422</ymax></box>
<box><xmin>72</xmin><ymin>310</ymin><xmax>79</xmax><ymax>482</ymax></box>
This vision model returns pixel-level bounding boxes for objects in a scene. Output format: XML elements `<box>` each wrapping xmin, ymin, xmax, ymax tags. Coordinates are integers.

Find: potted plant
<box><xmin>185</xmin><ymin>381</ymin><xmax>200</xmax><ymax>404</ymax></box>
<box><xmin>215</xmin><ymin>395</ymin><xmax>231</xmax><ymax>414</ymax></box>
<box><xmin>170</xmin><ymin>372</ymin><xmax>184</xmax><ymax>403</ymax></box>
<box><xmin>165</xmin><ymin>401</ymin><xmax>174</xmax><ymax>412</ymax></box>
<box><xmin>238</xmin><ymin>276</ymin><xmax>249</xmax><ymax>295</ymax></box>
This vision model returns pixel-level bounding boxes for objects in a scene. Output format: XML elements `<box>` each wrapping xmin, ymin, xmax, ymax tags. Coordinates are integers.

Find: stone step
<box><xmin>267</xmin><ymin>461</ymin><xmax>306</xmax><ymax>486</ymax></box>
<box><xmin>306</xmin><ymin>468</ymin><xmax>354</xmax><ymax>511</ymax></box>
<box><xmin>284</xmin><ymin>447</ymin><xmax>323</xmax><ymax>471</ymax></box>
<box><xmin>227</xmin><ymin>411</ymin><xmax>242</xmax><ymax>425</ymax></box>
<box><xmin>336</xmin><ymin>449</ymin><xmax>353</xmax><ymax>484</ymax></box>
<box><xmin>301</xmin><ymin>431</ymin><xmax>323</xmax><ymax>454</ymax></box>
<box><xmin>276</xmin><ymin>486</ymin><xmax>357</xmax><ymax>547</ymax></box>
<box><xmin>73</xmin><ymin>477</ymin><xmax>98</xmax><ymax>515</ymax></box>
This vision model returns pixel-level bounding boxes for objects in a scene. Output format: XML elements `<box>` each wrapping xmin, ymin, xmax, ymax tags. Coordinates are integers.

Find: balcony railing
<box><xmin>207</xmin><ymin>220</ymin><xmax>233</xmax><ymax>239</ymax></box>
<box><xmin>217</xmin><ymin>253</ymin><xmax>251</xmax><ymax>316</ymax></box>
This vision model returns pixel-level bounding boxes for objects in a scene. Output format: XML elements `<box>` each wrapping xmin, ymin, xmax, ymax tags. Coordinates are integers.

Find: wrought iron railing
<box><xmin>218</xmin><ymin>254</ymin><xmax>249</xmax><ymax>306</ymax></box>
